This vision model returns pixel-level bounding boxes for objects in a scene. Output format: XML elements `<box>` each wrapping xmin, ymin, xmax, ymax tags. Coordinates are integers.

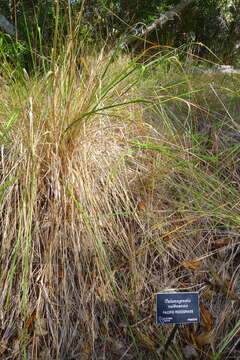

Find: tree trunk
<box><xmin>120</xmin><ymin>0</ymin><xmax>195</xmax><ymax>49</ymax></box>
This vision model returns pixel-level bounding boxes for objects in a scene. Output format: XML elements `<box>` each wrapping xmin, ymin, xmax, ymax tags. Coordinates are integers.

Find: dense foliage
<box><xmin>0</xmin><ymin>0</ymin><xmax>239</xmax><ymax>69</ymax></box>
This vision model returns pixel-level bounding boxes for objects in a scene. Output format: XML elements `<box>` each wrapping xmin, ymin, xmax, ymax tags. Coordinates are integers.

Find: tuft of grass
<box><xmin>0</xmin><ymin>32</ymin><xmax>240</xmax><ymax>360</ymax></box>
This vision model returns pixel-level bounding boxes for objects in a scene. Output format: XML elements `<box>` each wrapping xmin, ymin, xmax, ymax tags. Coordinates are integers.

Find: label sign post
<box><xmin>156</xmin><ymin>292</ymin><xmax>200</xmax><ymax>325</ymax></box>
<box><xmin>156</xmin><ymin>292</ymin><xmax>200</xmax><ymax>359</ymax></box>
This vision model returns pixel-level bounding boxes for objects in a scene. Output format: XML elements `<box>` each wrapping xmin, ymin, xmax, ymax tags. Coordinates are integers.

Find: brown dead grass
<box><xmin>0</xmin><ymin>53</ymin><xmax>240</xmax><ymax>359</ymax></box>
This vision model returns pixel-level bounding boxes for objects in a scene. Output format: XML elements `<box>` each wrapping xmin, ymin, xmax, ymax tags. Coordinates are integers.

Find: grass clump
<box><xmin>0</xmin><ymin>42</ymin><xmax>240</xmax><ymax>360</ymax></box>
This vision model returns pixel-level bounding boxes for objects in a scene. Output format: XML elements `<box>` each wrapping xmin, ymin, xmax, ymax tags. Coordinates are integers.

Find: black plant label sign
<box><xmin>156</xmin><ymin>292</ymin><xmax>200</xmax><ymax>325</ymax></box>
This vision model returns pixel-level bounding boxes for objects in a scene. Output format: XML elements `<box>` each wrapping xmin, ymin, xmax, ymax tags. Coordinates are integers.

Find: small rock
<box><xmin>183</xmin><ymin>344</ymin><xmax>198</xmax><ymax>359</ymax></box>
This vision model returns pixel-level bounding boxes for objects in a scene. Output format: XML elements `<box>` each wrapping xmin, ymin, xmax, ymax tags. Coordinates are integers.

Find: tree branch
<box><xmin>185</xmin><ymin>65</ymin><xmax>240</xmax><ymax>74</ymax></box>
<box><xmin>0</xmin><ymin>14</ymin><xmax>17</xmax><ymax>37</ymax></box>
<box><xmin>120</xmin><ymin>0</ymin><xmax>195</xmax><ymax>49</ymax></box>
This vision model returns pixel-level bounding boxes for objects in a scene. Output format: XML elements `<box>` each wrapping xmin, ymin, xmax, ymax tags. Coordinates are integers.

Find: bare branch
<box><xmin>0</xmin><ymin>14</ymin><xmax>17</xmax><ymax>37</ymax></box>
<box><xmin>120</xmin><ymin>0</ymin><xmax>195</xmax><ymax>49</ymax></box>
<box><xmin>185</xmin><ymin>65</ymin><xmax>240</xmax><ymax>74</ymax></box>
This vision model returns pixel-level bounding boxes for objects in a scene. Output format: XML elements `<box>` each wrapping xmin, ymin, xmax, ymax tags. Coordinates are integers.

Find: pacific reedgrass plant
<box><xmin>0</xmin><ymin>10</ymin><xmax>240</xmax><ymax>359</ymax></box>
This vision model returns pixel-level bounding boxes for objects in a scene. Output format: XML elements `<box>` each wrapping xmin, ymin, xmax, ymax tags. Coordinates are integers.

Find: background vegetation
<box><xmin>0</xmin><ymin>0</ymin><xmax>240</xmax><ymax>68</ymax></box>
<box><xmin>0</xmin><ymin>1</ymin><xmax>240</xmax><ymax>359</ymax></box>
